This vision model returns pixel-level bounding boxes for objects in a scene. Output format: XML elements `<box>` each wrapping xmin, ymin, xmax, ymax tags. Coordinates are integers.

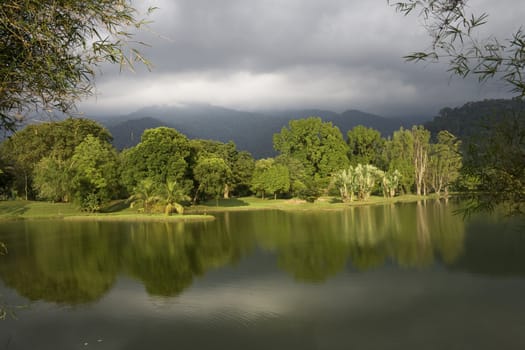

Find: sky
<box><xmin>79</xmin><ymin>0</ymin><xmax>523</xmax><ymax>118</ymax></box>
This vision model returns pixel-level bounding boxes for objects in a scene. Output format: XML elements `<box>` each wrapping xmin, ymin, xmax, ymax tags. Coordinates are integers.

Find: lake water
<box><xmin>0</xmin><ymin>200</ymin><xmax>524</xmax><ymax>349</ymax></box>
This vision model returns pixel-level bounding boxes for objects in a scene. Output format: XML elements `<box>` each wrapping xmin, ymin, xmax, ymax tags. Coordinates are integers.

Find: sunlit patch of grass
<box><xmin>191</xmin><ymin>194</ymin><xmax>430</xmax><ymax>212</ymax></box>
<box><xmin>0</xmin><ymin>200</ymin><xmax>212</xmax><ymax>222</ymax></box>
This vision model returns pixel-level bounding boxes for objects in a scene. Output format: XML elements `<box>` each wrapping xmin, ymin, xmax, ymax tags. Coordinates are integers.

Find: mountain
<box><xmin>94</xmin><ymin>104</ymin><xmax>431</xmax><ymax>158</ymax></box>
<box><xmin>424</xmin><ymin>99</ymin><xmax>525</xmax><ymax>140</ymax></box>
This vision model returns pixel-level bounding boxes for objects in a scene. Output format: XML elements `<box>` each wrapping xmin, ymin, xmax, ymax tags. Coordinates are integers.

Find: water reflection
<box><xmin>0</xmin><ymin>200</ymin><xmax>519</xmax><ymax>304</ymax></box>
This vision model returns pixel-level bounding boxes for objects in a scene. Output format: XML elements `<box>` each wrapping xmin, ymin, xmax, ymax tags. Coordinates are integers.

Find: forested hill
<box><xmin>95</xmin><ymin>105</ymin><xmax>428</xmax><ymax>158</ymax></box>
<box><xmin>424</xmin><ymin>99</ymin><xmax>525</xmax><ymax>140</ymax></box>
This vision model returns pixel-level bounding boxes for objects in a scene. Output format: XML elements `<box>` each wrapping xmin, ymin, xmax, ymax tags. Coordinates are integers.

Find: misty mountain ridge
<box><xmin>92</xmin><ymin>104</ymin><xmax>433</xmax><ymax>158</ymax></box>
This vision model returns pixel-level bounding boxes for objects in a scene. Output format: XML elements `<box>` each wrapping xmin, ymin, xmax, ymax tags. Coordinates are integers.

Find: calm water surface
<box><xmin>0</xmin><ymin>201</ymin><xmax>524</xmax><ymax>349</ymax></box>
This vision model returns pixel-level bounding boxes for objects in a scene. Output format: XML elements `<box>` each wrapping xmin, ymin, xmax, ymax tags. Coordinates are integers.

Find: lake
<box><xmin>0</xmin><ymin>200</ymin><xmax>524</xmax><ymax>349</ymax></box>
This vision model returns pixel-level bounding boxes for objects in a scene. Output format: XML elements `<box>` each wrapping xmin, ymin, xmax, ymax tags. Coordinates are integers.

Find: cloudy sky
<box><xmin>79</xmin><ymin>0</ymin><xmax>523</xmax><ymax>118</ymax></box>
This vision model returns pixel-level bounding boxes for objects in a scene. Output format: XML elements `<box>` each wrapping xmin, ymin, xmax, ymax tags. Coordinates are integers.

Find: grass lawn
<box><xmin>0</xmin><ymin>200</ymin><xmax>214</xmax><ymax>222</ymax></box>
<box><xmin>0</xmin><ymin>194</ymin><xmax>436</xmax><ymax>221</ymax></box>
<box><xmin>189</xmin><ymin>194</ymin><xmax>434</xmax><ymax>212</ymax></box>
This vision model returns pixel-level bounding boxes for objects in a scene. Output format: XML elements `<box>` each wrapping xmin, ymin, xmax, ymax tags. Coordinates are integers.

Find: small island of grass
<box><xmin>0</xmin><ymin>200</ymin><xmax>214</xmax><ymax>222</ymax></box>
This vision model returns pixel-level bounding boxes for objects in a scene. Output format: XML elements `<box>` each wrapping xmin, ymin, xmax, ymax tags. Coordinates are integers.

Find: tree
<box><xmin>273</xmin><ymin>117</ymin><xmax>349</xmax><ymax>190</ymax></box>
<box><xmin>333</xmin><ymin>166</ymin><xmax>358</xmax><ymax>202</ymax></box>
<box><xmin>120</xmin><ymin>127</ymin><xmax>192</xmax><ymax>195</ymax></box>
<box><xmin>70</xmin><ymin>135</ymin><xmax>120</xmax><ymax>211</ymax></box>
<box><xmin>355</xmin><ymin>164</ymin><xmax>383</xmax><ymax>201</ymax></box>
<box><xmin>385</xmin><ymin>127</ymin><xmax>415</xmax><ymax>194</ymax></box>
<box><xmin>33</xmin><ymin>156</ymin><xmax>72</xmax><ymax>202</ymax></box>
<box><xmin>391</xmin><ymin>0</ymin><xmax>525</xmax><ymax>96</ymax></box>
<box><xmin>0</xmin><ymin>0</ymin><xmax>153</xmax><ymax>130</ymax></box>
<box><xmin>129</xmin><ymin>178</ymin><xmax>159</xmax><ymax>214</ymax></box>
<box><xmin>392</xmin><ymin>1</ymin><xmax>525</xmax><ymax>213</ymax></box>
<box><xmin>0</xmin><ymin>118</ymin><xmax>112</xmax><ymax>199</ymax></box>
<box><xmin>160</xmin><ymin>180</ymin><xmax>188</xmax><ymax>215</ymax></box>
<box><xmin>382</xmin><ymin>169</ymin><xmax>402</xmax><ymax>198</ymax></box>
<box><xmin>251</xmin><ymin>158</ymin><xmax>275</xmax><ymax>199</ymax></box>
<box><xmin>251</xmin><ymin>160</ymin><xmax>290</xmax><ymax>200</ymax></box>
<box><xmin>193</xmin><ymin>157</ymin><xmax>232</xmax><ymax>205</ymax></box>
<box><xmin>462</xmin><ymin>113</ymin><xmax>524</xmax><ymax>214</ymax></box>
<box><xmin>427</xmin><ymin>130</ymin><xmax>462</xmax><ymax>196</ymax></box>
<box><xmin>347</xmin><ymin>125</ymin><xmax>385</xmax><ymax>166</ymax></box>
<box><xmin>411</xmin><ymin>125</ymin><xmax>431</xmax><ymax>196</ymax></box>
<box><xmin>189</xmin><ymin>139</ymin><xmax>254</xmax><ymax>198</ymax></box>
<box><xmin>275</xmin><ymin>155</ymin><xmax>308</xmax><ymax>198</ymax></box>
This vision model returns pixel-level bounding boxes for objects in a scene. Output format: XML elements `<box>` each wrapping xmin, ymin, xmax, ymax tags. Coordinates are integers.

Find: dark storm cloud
<box><xmin>81</xmin><ymin>0</ymin><xmax>523</xmax><ymax>117</ymax></box>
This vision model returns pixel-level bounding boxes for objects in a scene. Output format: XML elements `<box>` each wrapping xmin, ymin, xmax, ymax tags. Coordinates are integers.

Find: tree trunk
<box><xmin>223</xmin><ymin>184</ymin><xmax>230</xmax><ymax>199</ymax></box>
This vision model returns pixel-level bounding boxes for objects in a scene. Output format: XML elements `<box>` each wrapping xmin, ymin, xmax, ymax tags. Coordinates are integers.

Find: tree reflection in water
<box><xmin>0</xmin><ymin>201</ymin><xmax>476</xmax><ymax>303</ymax></box>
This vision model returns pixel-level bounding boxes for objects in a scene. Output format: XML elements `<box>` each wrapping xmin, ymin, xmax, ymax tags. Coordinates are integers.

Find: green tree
<box><xmin>412</xmin><ymin>125</ymin><xmax>431</xmax><ymax>196</ymax></box>
<box><xmin>347</xmin><ymin>125</ymin><xmax>385</xmax><ymax>166</ymax></box>
<box><xmin>0</xmin><ymin>0</ymin><xmax>152</xmax><ymax>130</ymax></box>
<box><xmin>427</xmin><ymin>130</ymin><xmax>462</xmax><ymax>196</ymax></box>
<box><xmin>0</xmin><ymin>118</ymin><xmax>112</xmax><ymax>199</ymax></box>
<box><xmin>193</xmin><ymin>157</ymin><xmax>232</xmax><ymax>205</ymax></box>
<box><xmin>385</xmin><ymin>127</ymin><xmax>415</xmax><ymax>194</ymax></box>
<box><xmin>392</xmin><ymin>1</ymin><xmax>525</xmax><ymax>213</ymax></box>
<box><xmin>251</xmin><ymin>158</ymin><xmax>276</xmax><ymax>199</ymax></box>
<box><xmin>120</xmin><ymin>127</ymin><xmax>192</xmax><ymax>195</ymax></box>
<box><xmin>33</xmin><ymin>156</ymin><xmax>73</xmax><ymax>202</ymax></box>
<box><xmin>160</xmin><ymin>180</ymin><xmax>188</xmax><ymax>215</ymax></box>
<box><xmin>273</xmin><ymin>117</ymin><xmax>349</xmax><ymax>193</ymax></box>
<box><xmin>70</xmin><ymin>135</ymin><xmax>119</xmax><ymax>211</ymax></box>
<box><xmin>189</xmin><ymin>139</ymin><xmax>254</xmax><ymax>198</ymax></box>
<box><xmin>275</xmin><ymin>155</ymin><xmax>308</xmax><ymax>197</ymax></box>
<box><xmin>129</xmin><ymin>178</ymin><xmax>159</xmax><ymax>214</ymax></box>
<box><xmin>251</xmin><ymin>159</ymin><xmax>290</xmax><ymax>200</ymax></box>
<box><xmin>462</xmin><ymin>114</ymin><xmax>525</xmax><ymax>214</ymax></box>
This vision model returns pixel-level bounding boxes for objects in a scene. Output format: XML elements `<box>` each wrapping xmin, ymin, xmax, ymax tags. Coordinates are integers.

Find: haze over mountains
<box><xmin>93</xmin><ymin>104</ymin><xmax>433</xmax><ymax>158</ymax></box>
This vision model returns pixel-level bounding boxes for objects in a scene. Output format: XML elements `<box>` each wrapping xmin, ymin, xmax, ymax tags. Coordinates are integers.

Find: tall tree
<box><xmin>347</xmin><ymin>125</ymin><xmax>385</xmax><ymax>166</ymax></box>
<box><xmin>193</xmin><ymin>157</ymin><xmax>232</xmax><ymax>205</ymax></box>
<box><xmin>251</xmin><ymin>159</ymin><xmax>290</xmax><ymax>200</ymax></box>
<box><xmin>273</xmin><ymin>117</ymin><xmax>349</xmax><ymax>190</ymax></box>
<box><xmin>120</xmin><ymin>127</ymin><xmax>192</xmax><ymax>195</ymax></box>
<box><xmin>427</xmin><ymin>130</ymin><xmax>462</xmax><ymax>196</ymax></box>
<box><xmin>70</xmin><ymin>135</ymin><xmax>120</xmax><ymax>211</ymax></box>
<box><xmin>392</xmin><ymin>1</ymin><xmax>525</xmax><ymax>213</ymax></box>
<box><xmin>189</xmin><ymin>139</ymin><xmax>254</xmax><ymax>198</ymax></box>
<box><xmin>385</xmin><ymin>127</ymin><xmax>415</xmax><ymax>194</ymax></box>
<box><xmin>33</xmin><ymin>156</ymin><xmax>72</xmax><ymax>202</ymax></box>
<box><xmin>411</xmin><ymin>125</ymin><xmax>431</xmax><ymax>196</ymax></box>
<box><xmin>251</xmin><ymin>158</ymin><xmax>275</xmax><ymax>199</ymax></box>
<box><xmin>0</xmin><ymin>0</ymin><xmax>152</xmax><ymax>130</ymax></box>
<box><xmin>0</xmin><ymin>118</ymin><xmax>111</xmax><ymax>199</ymax></box>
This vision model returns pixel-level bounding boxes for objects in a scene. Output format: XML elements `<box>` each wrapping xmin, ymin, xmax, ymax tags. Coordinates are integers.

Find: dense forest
<box><xmin>0</xmin><ymin>99</ymin><xmax>523</xmax><ymax>214</ymax></box>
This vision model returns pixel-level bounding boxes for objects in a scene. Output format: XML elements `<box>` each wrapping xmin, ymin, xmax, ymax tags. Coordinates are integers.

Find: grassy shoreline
<box><xmin>0</xmin><ymin>200</ymin><xmax>214</xmax><ymax>222</ymax></box>
<box><xmin>187</xmin><ymin>194</ymin><xmax>442</xmax><ymax>213</ymax></box>
<box><xmin>0</xmin><ymin>195</ymin><xmax>442</xmax><ymax>222</ymax></box>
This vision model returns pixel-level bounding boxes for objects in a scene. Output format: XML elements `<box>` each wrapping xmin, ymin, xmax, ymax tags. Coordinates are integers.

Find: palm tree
<box><xmin>161</xmin><ymin>180</ymin><xmax>189</xmax><ymax>215</ymax></box>
<box><xmin>129</xmin><ymin>178</ymin><xmax>159</xmax><ymax>214</ymax></box>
